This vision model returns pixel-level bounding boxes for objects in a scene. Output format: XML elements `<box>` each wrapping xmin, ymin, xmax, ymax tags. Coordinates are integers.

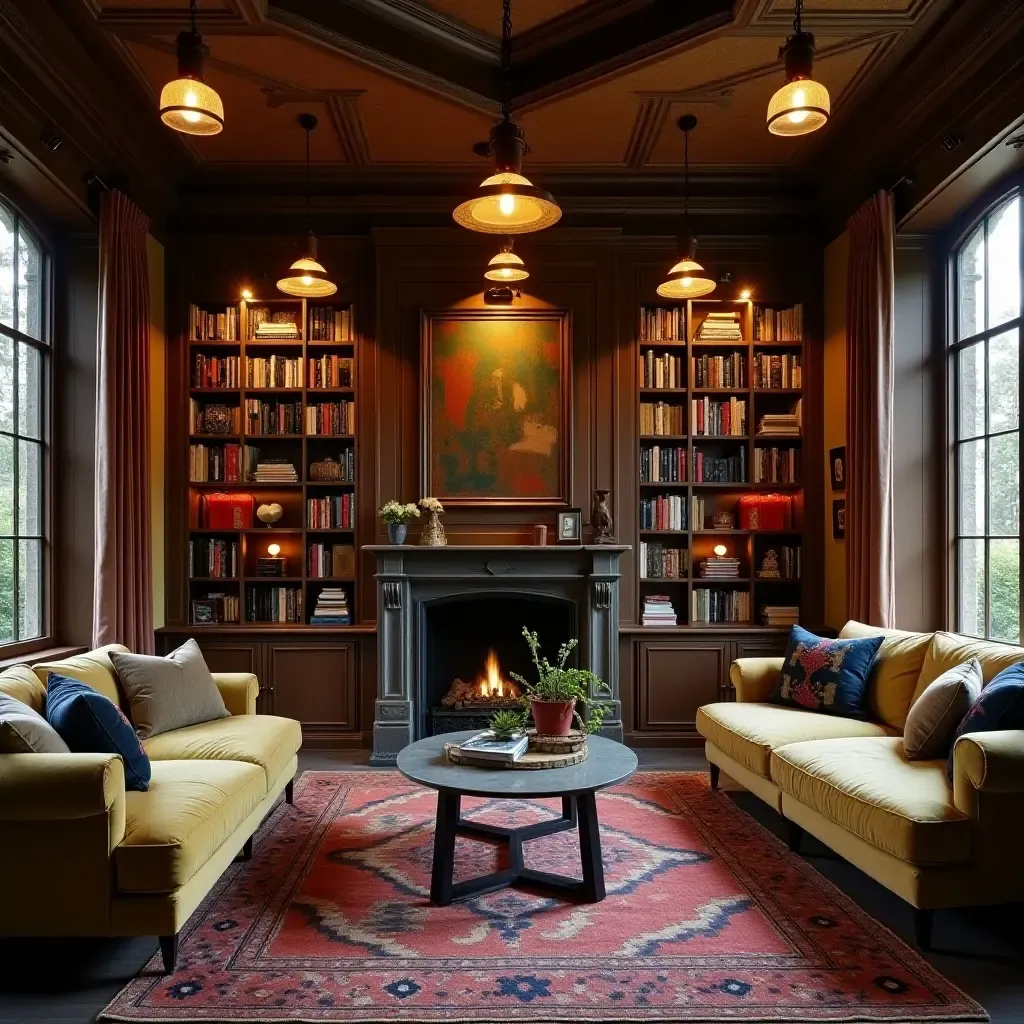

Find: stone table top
<box><xmin>397</xmin><ymin>731</ymin><xmax>638</xmax><ymax>798</ymax></box>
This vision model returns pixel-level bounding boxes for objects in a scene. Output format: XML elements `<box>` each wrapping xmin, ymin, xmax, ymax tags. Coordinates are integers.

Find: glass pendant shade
<box><xmin>657</xmin><ymin>257</ymin><xmax>716</xmax><ymax>299</ymax></box>
<box><xmin>454</xmin><ymin>172</ymin><xmax>561</xmax><ymax>234</ymax></box>
<box><xmin>485</xmin><ymin>247</ymin><xmax>529</xmax><ymax>282</ymax></box>
<box><xmin>159</xmin><ymin>21</ymin><xmax>223</xmax><ymax>136</ymax></box>
<box><xmin>767</xmin><ymin>77</ymin><xmax>830</xmax><ymax>136</ymax></box>
<box><xmin>277</xmin><ymin>255</ymin><xmax>337</xmax><ymax>298</ymax></box>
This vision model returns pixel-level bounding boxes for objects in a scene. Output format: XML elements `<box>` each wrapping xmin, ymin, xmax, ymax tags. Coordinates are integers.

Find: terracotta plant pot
<box><xmin>530</xmin><ymin>697</ymin><xmax>576</xmax><ymax>736</ymax></box>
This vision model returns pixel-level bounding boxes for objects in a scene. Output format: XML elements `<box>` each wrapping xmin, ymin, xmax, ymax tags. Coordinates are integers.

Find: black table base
<box><xmin>429</xmin><ymin>791</ymin><xmax>606</xmax><ymax>906</ymax></box>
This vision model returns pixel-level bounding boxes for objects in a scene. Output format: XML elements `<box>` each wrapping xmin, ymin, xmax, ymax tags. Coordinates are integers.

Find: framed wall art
<box><xmin>421</xmin><ymin>309</ymin><xmax>572</xmax><ymax>506</ymax></box>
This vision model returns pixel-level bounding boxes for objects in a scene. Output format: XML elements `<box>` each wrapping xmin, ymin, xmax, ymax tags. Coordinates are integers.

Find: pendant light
<box><xmin>158</xmin><ymin>0</ymin><xmax>224</xmax><ymax>136</ymax></box>
<box><xmin>277</xmin><ymin>114</ymin><xmax>337</xmax><ymax>298</ymax></box>
<box><xmin>485</xmin><ymin>238</ymin><xmax>529</xmax><ymax>283</ymax></box>
<box><xmin>657</xmin><ymin>115</ymin><xmax>715</xmax><ymax>300</ymax></box>
<box><xmin>453</xmin><ymin>0</ymin><xmax>560</xmax><ymax>234</ymax></box>
<box><xmin>767</xmin><ymin>0</ymin><xmax>830</xmax><ymax>137</ymax></box>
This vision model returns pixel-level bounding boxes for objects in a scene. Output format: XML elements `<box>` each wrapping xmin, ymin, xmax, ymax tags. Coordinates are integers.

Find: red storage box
<box><xmin>739</xmin><ymin>493</ymin><xmax>792</xmax><ymax>531</ymax></box>
<box><xmin>202</xmin><ymin>492</ymin><xmax>255</xmax><ymax>530</ymax></box>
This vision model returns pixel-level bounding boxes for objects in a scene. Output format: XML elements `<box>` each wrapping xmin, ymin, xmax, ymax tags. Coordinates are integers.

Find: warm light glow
<box><xmin>302</xmin><ymin>275</ymin><xmax>313</xmax><ymax>286</ymax></box>
<box><xmin>159</xmin><ymin>77</ymin><xmax>224</xmax><ymax>136</ymax></box>
<box><xmin>714</xmin><ymin>544</ymin><xmax>728</xmax><ymax>557</ymax></box>
<box><xmin>484</xmin><ymin>247</ymin><xmax>529</xmax><ymax>283</ymax></box>
<box><xmin>277</xmin><ymin>255</ymin><xmax>338</xmax><ymax>298</ymax></box>
<box><xmin>474</xmin><ymin>649</ymin><xmax>520</xmax><ymax>700</ymax></box>
<box><xmin>657</xmin><ymin>257</ymin><xmax>716</xmax><ymax>299</ymax></box>
<box><xmin>267</xmin><ymin>543</ymin><xmax>281</xmax><ymax>557</ymax></box>
<box><xmin>453</xmin><ymin>172</ymin><xmax>561</xmax><ymax>234</ymax></box>
<box><xmin>241</xmin><ymin>288</ymin><xmax>253</xmax><ymax>300</ymax></box>
<box><xmin>767</xmin><ymin>77</ymin><xmax>830</xmax><ymax>136</ymax></box>
<box><xmin>499</xmin><ymin>193</ymin><xmax>516</xmax><ymax>216</ymax></box>
<box><xmin>740</xmin><ymin>288</ymin><xmax>752</xmax><ymax>300</ymax></box>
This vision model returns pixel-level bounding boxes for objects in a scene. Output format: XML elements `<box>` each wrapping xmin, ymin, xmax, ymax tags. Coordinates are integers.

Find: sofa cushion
<box><xmin>0</xmin><ymin>666</ymin><xmax>46</xmax><ymax>713</ymax></box>
<box><xmin>771</xmin><ymin>736</ymin><xmax>971</xmax><ymax>866</ymax></box>
<box><xmin>142</xmin><ymin>714</ymin><xmax>301</xmax><ymax>793</ymax></box>
<box><xmin>839</xmin><ymin>621</ymin><xmax>933</xmax><ymax>731</ymax></box>
<box><xmin>116</xmin><ymin>759</ymin><xmax>265</xmax><ymax>893</ymax></box>
<box><xmin>904</xmin><ymin>659</ymin><xmax>982</xmax><ymax>760</ymax></box>
<box><xmin>915</xmin><ymin>632</ymin><xmax>1024</xmax><ymax>702</ymax></box>
<box><xmin>33</xmin><ymin>645</ymin><xmax>131</xmax><ymax>709</ymax></box>
<box><xmin>697</xmin><ymin>702</ymin><xmax>893</xmax><ymax>779</ymax></box>
<box><xmin>771</xmin><ymin>626</ymin><xmax>882</xmax><ymax>718</ymax></box>
<box><xmin>0</xmin><ymin>691</ymin><xmax>70</xmax><ymax>753</ymax></box>
<box><xmin>947</xmin><ymin>661</ymin><xmax>1024</xmax><ymax>781</ymax></box>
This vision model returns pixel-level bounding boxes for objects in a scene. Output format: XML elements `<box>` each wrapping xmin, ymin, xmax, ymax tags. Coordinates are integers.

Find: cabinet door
<box><xmin>636</xmin><ymin>640</ymin><xmax>730</xmax><ymax>736</ymax></box>
<box><xmin>265</xmin><ymin>642</ymin><xmax>358</xmax><ymax>742</ymax></box>
<box><xmin>187</xmin><ymin>640</ymin><xmax>270</xmax><ymax>713</ymax></box>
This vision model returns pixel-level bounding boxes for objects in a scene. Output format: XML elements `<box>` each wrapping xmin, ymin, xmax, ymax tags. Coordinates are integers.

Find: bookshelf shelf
<box><xmin>635</xmin><ymin>298</ymin><xmax>804</xmax><ymax>628</ymax></box>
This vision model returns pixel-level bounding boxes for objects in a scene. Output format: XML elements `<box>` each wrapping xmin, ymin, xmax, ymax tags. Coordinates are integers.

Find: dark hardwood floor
<box><xmin>1</xmin><ymin>747</ymin><xmax>1022</xmax><ymax>1023</ymax></box>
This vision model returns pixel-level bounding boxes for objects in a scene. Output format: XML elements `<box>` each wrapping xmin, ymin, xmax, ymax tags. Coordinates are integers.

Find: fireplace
<box><xmin>364</xmin><ymin>544</ymin><xmax>627</xmax><ymax>763</ymax></box>
<box><xmin>423</xmin><ymin>594</ymin><xmax>575</xmax><ymax>736</ymax></box>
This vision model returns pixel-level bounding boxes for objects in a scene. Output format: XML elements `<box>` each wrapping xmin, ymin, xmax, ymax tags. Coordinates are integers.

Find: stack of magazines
<box><xmin>454</xmin><ymin>730</ymin><xmax>528</xmax><ymax>765</ymax></box>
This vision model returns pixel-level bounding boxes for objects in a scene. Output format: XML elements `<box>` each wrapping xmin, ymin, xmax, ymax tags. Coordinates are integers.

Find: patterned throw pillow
<box><xmin>770</xmin><ymin>625</ymin><xmax>884</xmax><ymax>719</ymax></box>
<box><xmin>947</xmin><ymin>661</ymin><xmax>1024</xmax><ymax>781</ymax></box>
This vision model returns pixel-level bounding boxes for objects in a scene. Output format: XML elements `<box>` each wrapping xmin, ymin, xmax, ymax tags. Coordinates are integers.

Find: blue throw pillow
<box><xmin>45</xmin><ymin>672</ymin><xmax>151</xmax><ymax>791</ymax></box>
<box><xmin>947</xmin><ymin>661</ymin><xmax>1024</xmax><ymax>781</ymax></box>
<box><xmin>770</xmin><ymin>625</ymin><xmax>884</xmax><ymax>719</ymax></box>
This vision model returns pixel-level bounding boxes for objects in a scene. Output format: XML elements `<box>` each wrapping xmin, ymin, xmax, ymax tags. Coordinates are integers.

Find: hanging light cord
<box><xmin>304</xmin><ymin>124</ymin><xmax>311</xmax><ymax>237</ymax></box>
<box><xmin>793</xmin><ymin>0</ymin><xmax>803</xmax><ymax>34</ymax></box>
<box><xmin>189</xmin><ymin>0</ymin><xmax>198</xmax><ymax>35</ymax></box>
<box><xmin>683</xmin><ymin>126</ymin><xmax>690</xmax><ymax>235</ymax></box>
<box><xmin>501</xmin><ymin>0</ymin><xmax>512</xmax><ymax>123</ymax></box>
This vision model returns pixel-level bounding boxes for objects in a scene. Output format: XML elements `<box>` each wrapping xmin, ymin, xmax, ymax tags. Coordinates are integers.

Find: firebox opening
<box><xmin>421</xmin><ymin>594</ymin><xmax>576</xmax><ymax>737</ymax></box>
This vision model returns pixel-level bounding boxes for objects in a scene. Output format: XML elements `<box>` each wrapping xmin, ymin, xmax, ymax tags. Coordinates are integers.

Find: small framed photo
<box><xmin>829</xmin><ymin>446</ymin><xmax>846</xmax><ymax>491</ymax></box>
<box><xmin>556</xmin><ymin>508</ymin><xmax>582</xmax><ymax>544</ymax></box>
<box><xmin>832</xmin><ymin>499</ymin><xmax>846</xmax><ymax>540</ymax></box>
<box><xmin>191</xmin><ymin>599</ymin><xmax>215</xmax><ymax>624</ymax></box>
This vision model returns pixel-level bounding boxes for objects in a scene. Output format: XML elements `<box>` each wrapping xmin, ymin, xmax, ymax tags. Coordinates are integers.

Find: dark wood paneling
<box><xmin>734</xmin><ymin>636</ymin><xmax>788</xmax><ymax>662</ymax></box>
<box><xmin>636</xmin><ymin>639</ymin><xmax>728</xmax><ymax>737</ymax></box>
<box><xmin>267</xmin><ymin>641</ymin><xmax>359</xmax><ymax>742</ymax></box>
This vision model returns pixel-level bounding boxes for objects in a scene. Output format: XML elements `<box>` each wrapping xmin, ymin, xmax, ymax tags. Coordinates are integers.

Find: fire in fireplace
<box><xmin>440</xmin><ymin>649</ymin><xmax>522</xmax><ymax>709</ymax></box>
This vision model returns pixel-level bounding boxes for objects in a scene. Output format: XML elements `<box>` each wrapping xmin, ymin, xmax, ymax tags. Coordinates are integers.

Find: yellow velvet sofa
<box><xmin>0</xmin><ymin>644</ymin><xmax>302</xmax><ymax>972</ymax></box>
<box><xmin>696</xmin><ymin>621</ymin><xmax>1024</xmax><ymax>949</ymax></box>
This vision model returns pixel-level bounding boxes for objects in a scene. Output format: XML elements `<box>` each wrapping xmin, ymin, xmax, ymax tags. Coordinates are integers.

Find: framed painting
<box><xmin>421</xmin><ymin>309</ymin><xmax>572</xmax><ymax>506</ymax></box>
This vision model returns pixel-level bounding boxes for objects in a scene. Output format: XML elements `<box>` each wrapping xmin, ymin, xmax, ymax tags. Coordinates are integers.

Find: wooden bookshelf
<box><xmin>636</xmin><ymin>298</ymin><xmax>804</xmax><ymax>629</ymax></box>
<box><xmin>184</xmin><ymin>296</ymin><xmax>359</xmax><ymax>629</ymax></box>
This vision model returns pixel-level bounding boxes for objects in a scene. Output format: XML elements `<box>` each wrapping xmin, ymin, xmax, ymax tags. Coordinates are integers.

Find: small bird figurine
<box><xmin>592</xmin><ymin>489</ymin><xmax>615</xmax><ymax>544</ymax></box>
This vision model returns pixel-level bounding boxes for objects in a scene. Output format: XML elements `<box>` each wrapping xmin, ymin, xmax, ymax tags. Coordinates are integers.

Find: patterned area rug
<box><xmin>101</xmin><ymin>771</ymin><xmax>985</xmax><ymax>1022</ymax></box>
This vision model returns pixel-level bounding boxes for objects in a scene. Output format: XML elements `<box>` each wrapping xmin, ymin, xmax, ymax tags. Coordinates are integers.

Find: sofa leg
<box><xmin>285</xmin><ymin>779</ymin><xmax>294</xmax><ymax>804</ymax></box>
<box><xmin>708</xmin><ymin>763</ymin><xmax>720</xmax><ymax>790</ymax></box>
<box><xmin>159</xmin><ymin>934</ymin><xmax>178</xmax><ymax>974</ymax></box>
<box><xmin>238</xmin><ymin>835</ymin><xmax>253</xmax><ymax>861</ymax></box>
<box><xmin>914</xmin><ymin>908</ymin><xmax>934</xmax><ymax>951</ymax></box>
<box><xmin>786</xmin><ymin>820</ymin><xmax>804</xmax><ymax>853</ymax></box>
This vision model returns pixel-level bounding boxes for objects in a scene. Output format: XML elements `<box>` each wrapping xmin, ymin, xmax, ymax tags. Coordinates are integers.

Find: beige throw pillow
<box><xmin>903</xmin><ymin>658</ymin><xmax>982</xmax><ymax>761</ymax></box>
<box><xmin>110</xmin><ymin>639</ymin><xmax>229</xmax><ymax>740</ymax></box>
<box><xmin>0</xmin><ymin>691</ymin><xmax>71</xmax><ymax>753</ymax></box>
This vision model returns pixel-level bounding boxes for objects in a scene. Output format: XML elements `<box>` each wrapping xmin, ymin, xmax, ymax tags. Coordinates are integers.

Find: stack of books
<box><xmin>256</xmin><ymin>556</ymin><xmax>287</xmax><ymax>577</ymax></box>
<box><xmin>642</xmin><ymin>594</ymin><xmax>678</xmax><ymax>626</ymax></box>
<box><xmin>757</xmin><ymin>411</ymin><xmax>801</xmax><ymax>436</ymax></box>
<box><xmin>452</xmin><ymin>731</ymin><xmax>529</xmax><ymax>766</ymax></box>
<box><xmin>311</xmin><ymin>587</ymin><xmax>351</xmax><ymax>625</ymax></box>
<box><xmin>695</xmin><ymin>311</ymin><xmax>742</xmax><ymax>341</ymax></box>
<box><xmin>253</xmin><ymin>460</ymin><xmax>298</xmax><ymax>483</ymax></box>
<box><xmin>699</xmin><ymin>556</ymin><xmax>741</xmax><ymax>579</ymax></box>
<box><xmin>762</xmin><ymin>605</ymin><xmax>800</xmax><ymax>627</ymax></box>
<box><xmin>254</xmin><ymin>320</ymin><xmax>299</xmax><ymax>341</ymax></box>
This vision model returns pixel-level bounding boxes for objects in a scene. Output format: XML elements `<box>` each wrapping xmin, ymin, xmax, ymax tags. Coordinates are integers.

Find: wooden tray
<box><xmin>527</xmin><ymin>729</ymin><xmax>587</xmax><ymax>754</ymax></box>
<box><xmin>444</xmin><ymin>742</ymin><xmax>588</xmax><ymax>770</ymax></box>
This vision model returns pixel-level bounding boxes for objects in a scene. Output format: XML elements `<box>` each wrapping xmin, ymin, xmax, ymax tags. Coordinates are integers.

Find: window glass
<box><xmin>988</xmin><ymin>197</ymin><xmax>1020</xmax><ymax>331</ymax></box>
<box><xmin>958</xmin><ymin>222</ymin><xmax>985</xmax><ymax>339</ymax></box>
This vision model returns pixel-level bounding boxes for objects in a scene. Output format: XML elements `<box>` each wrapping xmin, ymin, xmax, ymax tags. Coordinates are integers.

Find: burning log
<box><xmin>440</xmin><ymin>649</ymin><xmax>521</xmax><ymax>708</ymax></box>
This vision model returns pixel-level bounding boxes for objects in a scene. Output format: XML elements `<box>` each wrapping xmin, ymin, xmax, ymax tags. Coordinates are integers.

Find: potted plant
<box><xmin>418</xmin><ymin>496</ymin><xmax>446</xmax><ymax>546</ymax></box>
<box><xmin>510</xmin><ymin>628</ymin><xmax>613</xmax><ymax>736</ymax></box>
<box><xmin>378</xmin><ymin>500</ymin><xmax>420</xmax><ymax>544</ymax></box>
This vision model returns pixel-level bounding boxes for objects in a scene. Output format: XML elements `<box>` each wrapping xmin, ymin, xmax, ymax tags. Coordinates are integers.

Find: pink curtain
<box><xmin>845</xmin><ymin>190</ymin><xmax>895</xmax><ymax>627</ymax></box>
<box><xmin>92</xmin><ymin>190</ymin><xmax>154</xmax><ymax>653</ymax></box>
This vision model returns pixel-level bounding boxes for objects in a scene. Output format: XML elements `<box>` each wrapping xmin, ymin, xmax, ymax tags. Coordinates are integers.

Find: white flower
<box><xmin>418</xmin><ymin>496</ymin><xmax>444</xmax><ymax>513</ymax></box>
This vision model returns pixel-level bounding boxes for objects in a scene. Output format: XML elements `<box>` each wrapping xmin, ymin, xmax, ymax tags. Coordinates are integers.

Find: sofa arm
<box><xmin>953</xmin><ymin>730</ymin><xmax>1024</xmax><ymax>807</ymax></box>
<box><xmin>0</xmin><ymin>752</ymin><xmax>125</xmax><ymax>825</ymax></box>
<box><xmin>729</xmin><ymin>658</ymin><xmax>784</xmax><ymax>702</ymax></box>
<box><xmin>213</xmin><ymin>672</ymin><xmax>259</xmax><ymax>715</ymax></box>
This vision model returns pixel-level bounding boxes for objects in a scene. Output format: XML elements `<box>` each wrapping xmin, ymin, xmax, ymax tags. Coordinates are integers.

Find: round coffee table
<box><xmin>397</xmin><ymin>731</ymin><xmax>638</xmax><ymax>907</ymax></box>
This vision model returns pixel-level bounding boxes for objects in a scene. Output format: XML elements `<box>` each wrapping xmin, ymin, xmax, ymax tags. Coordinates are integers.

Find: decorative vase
<box><xmin>530</xmin><ymin>697</ymin><xmax>576</xmax><ymax>736</ymax></box>
<box><xmin>387</xmin><ymin>523</ymin><xmax>408</xmax><ymax>545</ymax></box>
<box><xmin>420</xmin><ymin>510</ymin><xmax>447</xmax><ymax>546</ymax></box>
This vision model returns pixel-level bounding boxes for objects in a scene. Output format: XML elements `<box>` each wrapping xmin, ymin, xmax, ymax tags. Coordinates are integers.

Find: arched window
<box><xmin>0</xmin><ymin>198</ymin><xmax>49</xmax><ymax>650</ymax></box>
<box><xmin>952</xmin><ymin>191</ymin><xmax>1021</xmax><ymax>641</ymax></box>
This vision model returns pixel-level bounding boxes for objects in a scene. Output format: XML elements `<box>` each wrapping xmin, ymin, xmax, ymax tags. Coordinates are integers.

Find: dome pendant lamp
<box><xmin>485</xmin><ymin>238</ymin><xmax>529</xmax><ymax>283</ymax></box>
<box><xmin>158</xmin><ymin>0</ymin><xmax>224</xmax><ymax>136</ymax></box>
<box><xmin>767</xmin><ymin>0</ymin><xmax>830</xmax><ymax>137</ymax></box>
<box><xmin>657</xmin><ymin>115</ymin><xmax>716</xmax><ymax>300</ymax></box>
<box><xmin>277</xmin><ymin>114</ymin><xmax>337</xmax><ymax>299</ymax></box>
<box><xmin>453</xmin><ymin>0</ymin><xmax>560</xmax><ymax>234</ymax></box>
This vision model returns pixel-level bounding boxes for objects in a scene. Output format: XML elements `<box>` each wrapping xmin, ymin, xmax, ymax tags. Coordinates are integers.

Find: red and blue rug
<box><xmin>102</xmin><ymin>771</ymin><xmax>985</xmax><ymax>1022</ymax></box>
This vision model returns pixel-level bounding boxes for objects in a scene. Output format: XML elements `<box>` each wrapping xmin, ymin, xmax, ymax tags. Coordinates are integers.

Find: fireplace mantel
<box><xmin>364</xmin><ymin>544</ymin><xmax>628</xmax><ymax>764</ymax></box>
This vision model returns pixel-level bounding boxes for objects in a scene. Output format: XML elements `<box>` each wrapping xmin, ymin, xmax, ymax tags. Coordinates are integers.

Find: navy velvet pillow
<box><xmin>947</xmin><ymin>661</ymin><xmax>1024</xmax><ymax>781</ymax></box>
<box><xmin>45</xmin><ymin>672</ymin><xmax>151</xmax><ymax>791</ymax></box>
<box><xmin>770</xmin><ymin>625</ymin><xmax>884</xmax><ymax>719</ymax></box>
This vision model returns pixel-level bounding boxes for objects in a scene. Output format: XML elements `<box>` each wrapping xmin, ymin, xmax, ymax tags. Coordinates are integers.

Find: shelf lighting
<box><xmin>714</xmin><ymin>544</ymin><xmax>728</xmax><ymax>558</ymax></box>
<box><xmin>267</xmin><ymin>543</ymin><xmax>281</xmax><ymax>557</ymax></box>
<box><xmin>740</xmin><ymin>288</ymin><xmax>752</xmax><ymax>300</ymax></box>
<box><xmin>158</xmin><ymin>0</ymin><xmax>224</xmax><ymax>136</ymax></box>
<box><xmin>241</xmin><ymin>288</ymin><xmax>253</xmax><ymax>301</ymax></box>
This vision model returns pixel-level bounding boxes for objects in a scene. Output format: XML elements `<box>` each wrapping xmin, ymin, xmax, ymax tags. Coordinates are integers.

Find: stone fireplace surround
<box><xmin>364</xmin><ymin>545</ymin><xmax>628</xmax><ymax>764</ymax></box>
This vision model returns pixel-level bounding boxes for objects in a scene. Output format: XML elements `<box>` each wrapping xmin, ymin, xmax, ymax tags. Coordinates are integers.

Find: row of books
<box><xmin>190</xmin><ymin>400</ymin><xmax>240</xmax><ymax>435</ymax></box>
<box><xmin>762</xmin><ymin>605</ymin><xmax>800</xmax><ymax>626</ymax></box>
<box><xmin>642</xmin><ymin>594</ymin><xmax>678</xmax><ymax>626</ymax></box>
<box><xmin>190</xmin><ymin>304</ymin><xmax>240</xmax><ymax>341</ymax></box>
<box><xmin>310</xmin><ymin>586</ymin><xmax>351</xmax><ymax>624</ymax></box>
<box><xmin>640</xmin><ymin>494</ymin><xmax>687</xmax><ymax>531</ymax></box>
<box><xmin>694</xmin><ymin>449</ymin><xmax>745</xmax><ymax>483</ymax></box>
<box><xmin>307</xmin><ymin>494</ymin><xmax>354</xmax><ymax>530</ymax></box>
<box><xmin>308</xmin><ymin>543</ymin><xmax>356</xmax><ymax>579</ymax></box>
<box><xmin>692</xmin><ymin>397</ymin><xmax>746</xmax><ymax>436</ymax></box>
<box><xmin>640</xmin><ymin>350</ymin><xmax>684</xmax><ymax>389</ymax></box>
<box><xmin>305</xmin><ymin>401</ymin><xmax>355</xmax><ymax>436</ymax></box>
<box><xmin>753</xmin><ymin>447</ymin><xmax>800</xmax><ymax>484</ymax></box>
<box><xmin>309</xmin><ymin>354</ymin><xmax>354</xmax><ymax>389</ymax></box>
<box><xmin>699</xmin><ymin>556</ymin><xmax>741</xmax><ymax>579</ymax></box>
<box><xmin>309</xmin><ymin>306</ymin><xmax>353</xmax><ymax>342</ymax></box>
<box><xmin>192</xmin><ymin>355</ymin><xmax>240</xmax><ymax>389</ymax></box>
<box><xmin>639</xmin><ymin>542</ymin><xmax>688</xmax><ymax>579</ymax></box>
<box><xmin>640</xmin><ymin>306</ymin><xmax>685</xmax><ymax>342</ymax></box>
<box><xmin>692</xmin><ymin>352</ymin><xmax>746</xmax><ymax>389</ymax></box>
<box><xmin>640</xmin><ymin>445</ymin><xmax>686</xmax><ymax>483</ymax></box>
<box><xmin>189</xmin><ymin>539</ymin><xmax>238</xmax><ymax>579</ymax></box>
<box><xmin>640</xmin><ymin>401</ymin><xmax>685</xmax><ymax>436</ymax></box>
<box><xmin>694</xmin><ymin>311</ymin><xmax>741</xmax><ymax>341</ymax></box>
<box><xmin>246</xmin><ymin>586</ymin><xmax>302</xmax><ymax>623</ymax></box>
<box><xmin>191</xmin><ymin>593</ymin><xmax>239</xmax><ymax>625</ymax></box>
<box><xmin>189</xmin><ymin>443</ymin><xmax>251</xmax><ymax>483</ymax></box>
<box><xmin>245</xmin><ymin>399</ymin><xmax>303</xmax><ymax>436</ymax></box>
<box><xmin>693</xmin><ymin>588</ymin><xmax>750</xmax><ymax>624</ymax></box>
<box><xmin>753</xmin><ymin>303</ymin><xmax>804</xmax><ymax>341</ymax></box>
<box><xmin>246</xmin><ymin>356</ymin><xmax>301</xmax><ymax>390</ymax></box>
<box><xmin>752</xmin><ymin>353</ymin><xmax>801</xmax><ymax>390</ymax></box>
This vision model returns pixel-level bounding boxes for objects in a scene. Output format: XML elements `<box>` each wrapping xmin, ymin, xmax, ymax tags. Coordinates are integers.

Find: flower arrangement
<box><xmin>509</xmin><ymin>628</ymin><xmax>613</xmax><ymax>735</ymax></box>
<box><xmin>418</xmin><ymin>496</ymin><xmax>444</xmax><ymax>513</ymax></box>
<box><xmin>378</xmin><ymin>501</ymin><xmax>421</xmax><ymax>525</ymax></box>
